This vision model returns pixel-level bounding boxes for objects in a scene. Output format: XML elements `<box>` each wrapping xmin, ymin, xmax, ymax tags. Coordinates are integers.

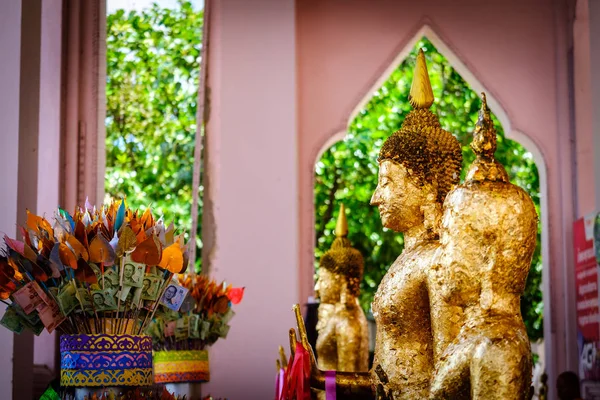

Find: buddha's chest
<box><xmin>372</xmin><ymin>247</ymin><xmax>434</xmax><ymax>326</ymax></box>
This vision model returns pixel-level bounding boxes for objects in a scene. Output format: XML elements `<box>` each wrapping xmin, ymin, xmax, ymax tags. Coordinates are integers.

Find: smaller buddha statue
<box><xmin>429</xmin><ymin>93</ymin><xmax>537</xmax><ymax>399</ymax></box>
<box><xmin>315</xmin><ymin>203</ymin><xmax>370</xmax><ymax>373</ymax></box>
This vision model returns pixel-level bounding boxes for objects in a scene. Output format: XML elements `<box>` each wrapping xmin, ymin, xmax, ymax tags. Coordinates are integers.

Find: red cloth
<box><xmin>281</xmin><ymin>342</ymin><xmax>311</xmax><ymax>400</ymax></box>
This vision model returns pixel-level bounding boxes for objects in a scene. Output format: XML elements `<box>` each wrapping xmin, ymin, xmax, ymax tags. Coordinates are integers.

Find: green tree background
<box><xmin>105</xmin><ymin>1</ymin><xmax>203</xmax><ymax>271</ymax></box>
<box><xmin>314</xmin><ymin>38</ymin><xmax>543</xmax><ymax>342</ymax></box>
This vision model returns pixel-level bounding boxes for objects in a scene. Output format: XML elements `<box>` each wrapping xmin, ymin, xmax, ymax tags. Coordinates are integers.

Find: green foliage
<box><xmin>105</xmin><ymin>1</ymin><xmax>203</xmax><ymax>270</ymax></box>
<box><xmin>314</xmin><ymin>38</ymin><xmax>543</xmax><ymax>341</ymax></box>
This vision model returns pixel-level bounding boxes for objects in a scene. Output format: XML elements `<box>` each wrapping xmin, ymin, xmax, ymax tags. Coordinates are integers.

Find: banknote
<box><xmin>36</xmin><ymin>301</ymin><xmax>65</xmax><ymax>333</ymax></box>
<box><xmin>159</xmin><ymin>283</ymin><xmax>189</xmax><ymax>312</ymax></box>
<box><xmin>0</xmin><ymin>306</ymin><xmax>24</xmax><ymax>334</ymax></box>
<box><xmin>164</xmin><ymin>320</ymin><xmax>176</xmax><ymax>337</ymax></box>
<box><xmin>12</xmin><ymin>282</ymin><xmax>43</xmax><ymax>314</ymax></box>
<box><xmin>141</xmin><ymin>274</ymin><xmax>162</xmax><ymax>301</ymax></box>
<box><xmin>91</xmin><ymin>289</ymin><xmax>117</xmax><ymax>312</ymax></box>
<box><xmin>122</xmin><ymin>257</ymin><xmax>144</xmax><ymax>288</ymax></box>
<box><xmin>57</xmin><ymin>284</ymin><xmax>78</xmax><ymax>316</ymax></box>
<box><xmin>175</xmin><ymin>316</ymin><xmax>189</xmax><ymax>341</ymax></box>
<box><xmin>189</xmin><ymin>314</ymin><xmax>200</xmax><ymax>339</ymax></box>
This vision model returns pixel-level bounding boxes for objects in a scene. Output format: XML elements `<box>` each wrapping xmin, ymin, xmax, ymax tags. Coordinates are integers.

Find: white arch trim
<box><xmin>318</xmin><ymin>23</ymin><xmax>553</xmax><ymax>385</ymax></box>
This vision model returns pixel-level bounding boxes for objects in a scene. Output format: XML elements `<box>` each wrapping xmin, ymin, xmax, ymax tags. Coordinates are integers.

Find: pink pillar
<box><xmin>587</xmin><ymin>0</ymin><xmax>600</xmax><ymax>214</ymax></box>
<box><xmin>202</xmin><ymin>0</ymin><xmax>299</xmax><ymax>397</ymax></box>
<box><xmin>62</xmin><ymin>0</ymin><xmax>106</xmax><ymax>210</ymax></box>
<box><xmin>32</xmin><ymin>0</ymin><xmax>64</xmax><ymax>375</ymax></box>
<box><xmin>574</xmin><ymin>0</ymin><xmax>595</xmax><ymax>216</ymax></box>
<box><xmin>0</xmin><ymin>1</ymin><xmax>23</xmax><ymax>397</ymax></box>
<box><xmin>14</xmin><ymin>0</ymin><xmax>44</xmax><ymax>395</ymax></box>
<box><xmin>0</xmin><ymin>1</ymin><xmax>65</xmax><ymax>394</ymax></box>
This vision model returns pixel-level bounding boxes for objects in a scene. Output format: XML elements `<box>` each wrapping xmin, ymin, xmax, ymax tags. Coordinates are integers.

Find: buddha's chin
<box><xmin>379</xmin><ymin>213</ymin><xmax>397</xmax><ymax>231</ymax></box>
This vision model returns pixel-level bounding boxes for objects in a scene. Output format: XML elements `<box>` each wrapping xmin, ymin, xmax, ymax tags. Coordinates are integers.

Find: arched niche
<box><xmin>312</xmin><ymin>24</ymin><xmax>551</xmax><ymax>385</ymax></box>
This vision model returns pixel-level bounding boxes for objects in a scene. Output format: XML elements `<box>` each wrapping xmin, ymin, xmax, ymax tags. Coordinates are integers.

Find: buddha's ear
<box><xmin>340</xmin><ymin>280</ymin><xmax>351</xmax><ymax>308</ymax></box>
<box><xmin>425</xmin><ymin>187</ymin><xmax>437</xmax><ymax>204</ymax></box>
<box><xmin>421</xmin><ymin>201</ymin><xmax>442</xmax><ymax>235</ymax></box>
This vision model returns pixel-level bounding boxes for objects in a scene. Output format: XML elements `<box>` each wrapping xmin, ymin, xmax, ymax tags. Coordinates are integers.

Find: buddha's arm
<box><xmin>292</xmin><ymin>305</ymin><xmax>373</xmax><ymax>396</ymax></box>
<box><xmin>327</xmin><ymin>371</ymin><xmax>373</xmax><ymax>396</ymax></box>
<box><xmin>306</xmin><ymin>339</ymin><xmax>373</xmax><ymax>396</ymax></box>
<box><xmin>336</xmin><ymin>306</ymin><xmax>368</xmax><ymax>371</ymax></box>
<box><xmin>426</xmin><ymin>268</ymin><xmax>464</xmax><ymax>361</ymax></box>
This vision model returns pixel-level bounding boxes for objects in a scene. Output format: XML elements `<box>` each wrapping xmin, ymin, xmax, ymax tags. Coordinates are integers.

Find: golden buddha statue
<box><xmin>288</xmin><ymin>49</ymin><xmax>464</xmax><ymax>400</ymax></box>
<box><xmin>428</xmin><ymin>93</ymin><xmax>537</xmax><ymax>399</ymax></box>
<box><xmin>315</xmin><ymin>203</ymin><xmax>369</xmax><ymax>373</ymax></box>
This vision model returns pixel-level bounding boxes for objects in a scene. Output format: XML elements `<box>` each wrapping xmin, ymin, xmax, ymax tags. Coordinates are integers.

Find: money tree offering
<box><xmin>147</xmin><ymin>275</ymin><xmax>244</xmax><ymax>384</ymax></box>
<box><xmin>0</xmin><ymin>199</ymin><xmax>191</xmax><ymax>391</ymax></box>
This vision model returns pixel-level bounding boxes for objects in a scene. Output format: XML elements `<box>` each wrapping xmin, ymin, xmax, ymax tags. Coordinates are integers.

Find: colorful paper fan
<box><xmin>0</xmin><ymin>199</ymin><xmax>194</xmax><ymax>337</ymax></box>
<box><xmin>145</xmin><ymin>274</ymin><xmax>244</xmax><ymax>351</ymax></box>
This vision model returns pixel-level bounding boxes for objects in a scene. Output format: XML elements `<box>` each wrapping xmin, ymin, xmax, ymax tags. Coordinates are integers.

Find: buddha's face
<box><xmin>370</xmin><ymin>160</ymin><xmax>428</xmax><ymax>233</ymax></box>
<box><xmin>315</xmin><ymin>268</ymin><xmax>340</xmax><ymax>304</ymax></box>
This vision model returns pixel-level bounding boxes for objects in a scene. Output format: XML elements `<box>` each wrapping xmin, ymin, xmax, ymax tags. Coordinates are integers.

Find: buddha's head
<box><xmin>370</xmin><ymin>49</ymin><xmax>462</xmax><ymax>234</ymax></box>
<box><xmin>439</xmin><ymin>94</ymin><xmax>537</xmax><ymax>308</ymax></box>
<box><xmin>316</xmin><ymin>204</ymin><xmax>364</xmax><ymax>305</ymax></box>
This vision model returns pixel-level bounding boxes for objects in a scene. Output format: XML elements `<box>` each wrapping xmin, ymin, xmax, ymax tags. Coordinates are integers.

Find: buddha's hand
<box><xmin>288</xmin><ymin>304</ymin><xmax>373</xmax><ymax>397</ymax></box>
<box><xmin>289</xmin><ymin>304</ymin><xmax>323</xmax><ymax>383</ymax></box>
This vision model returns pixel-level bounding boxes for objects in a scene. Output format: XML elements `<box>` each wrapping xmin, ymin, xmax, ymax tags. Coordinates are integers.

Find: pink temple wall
<box><xmin>574</xmin><ymin>0</ymin><xmax>595</xmax><ymax>215</ymax></box>
<box><xmin>202</xmin><ymin>1</ymin><xmax>298</xmax><ymax>398</ymax></box>
<box><xmin>295</xmin><ymin>0</ymin><xmax>576</xmax><ymax>395</ymax></box>
<box><xmin>0</xmin><ymin>1</ymin><xmax>23</xmax><ymax>397</ymax></box>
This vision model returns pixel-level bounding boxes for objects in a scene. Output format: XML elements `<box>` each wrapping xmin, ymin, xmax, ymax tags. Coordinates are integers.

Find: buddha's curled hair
<box><xmin>378</xmin><ymin>108</ymin><xmax>462</xmax><ymax>204</ymax></box>
<box><xmin>319</xmin><ymin>237</ymin><xmax>364</xmax><ymax>297</ymax></box>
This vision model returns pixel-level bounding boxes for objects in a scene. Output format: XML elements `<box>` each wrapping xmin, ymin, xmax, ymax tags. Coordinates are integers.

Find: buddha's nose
<box><xmin>370</xmin><ymin>188</ymin><xmax>381</xmax><ymax>206</ymax></box>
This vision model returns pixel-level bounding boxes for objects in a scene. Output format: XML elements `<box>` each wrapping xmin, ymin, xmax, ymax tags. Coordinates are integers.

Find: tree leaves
<box><xmin>105</xmin><ymin>1</ymin><xmax>203</xmax><ymax>273</ymax></box>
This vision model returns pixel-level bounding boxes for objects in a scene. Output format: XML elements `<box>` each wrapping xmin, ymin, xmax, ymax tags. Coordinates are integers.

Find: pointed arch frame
<box><xmin>313</xmin><ymin>23</ymin><xmax>552</xmax><ymax>380</ymax></box>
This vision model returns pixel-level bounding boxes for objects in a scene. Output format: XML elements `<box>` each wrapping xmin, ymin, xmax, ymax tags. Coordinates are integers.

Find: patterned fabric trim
<box><xmin>60</xmin><ymin>334</ymin><xmax>152</xmax><ymax>352</ymax></box>
<box><xmin>60</xmin><ymin>368</ymin><xmax>153</xmax><ymax>387</ymax></box>
<box><xmin>153</xmin><ymin>350</ymin><xmax>210</xmax><ymax>383</ymax></box>
<box><xmin>60</xmin><ymin>334</ymin><xmax>153</xmax><ymax>387</ymax></box>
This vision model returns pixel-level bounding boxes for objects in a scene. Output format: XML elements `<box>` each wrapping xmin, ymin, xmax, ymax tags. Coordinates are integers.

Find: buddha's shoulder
<box><xmin>389</xmin><ymin>241</ymin><xmax>439</xmax><ymax>269</ymax></box>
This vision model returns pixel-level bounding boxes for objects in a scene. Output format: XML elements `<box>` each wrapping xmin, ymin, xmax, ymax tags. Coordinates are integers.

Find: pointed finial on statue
<box><xmin>409</xmin><ymin>49</ymin><xmax>434</xmax><ymax>109</ymax></box>
<box><xmin>465</xmin><ymin>92</ymin><xmax>508</xmax><ymax>183</ymax></box>
<box><xmin>471</xmin><ymin>92</ymin><xmax>497</xmax><ymax>159</ymax></box>
<box><xmin>335</xmin><ymin>203</ymin><xmax>348</xmax><ymax>238</ymax></box>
